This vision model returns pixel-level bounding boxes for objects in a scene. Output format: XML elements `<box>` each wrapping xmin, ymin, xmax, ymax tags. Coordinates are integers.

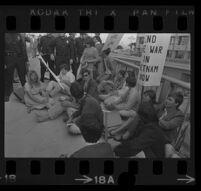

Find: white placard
<box><xmin>137</xmin><ymin>34</ymin><xmax>171</xmax><ymax>87</ymax></box>
<box><xmin>102</xmin><ymin>33</ymin><xmax>124</xmax><ymax>52</ymax></box>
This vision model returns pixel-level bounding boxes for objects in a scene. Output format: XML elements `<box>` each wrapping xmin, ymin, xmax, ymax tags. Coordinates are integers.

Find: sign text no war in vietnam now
<box><xmin>137</xmin><ymin>34</ymin><xmax>171</xmax><ymax>86</ymax></box>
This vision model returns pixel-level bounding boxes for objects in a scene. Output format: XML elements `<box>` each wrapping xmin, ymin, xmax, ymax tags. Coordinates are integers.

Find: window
<box><xmin>167</xmin><ymin>50</ymin><xmax>173</xmax><ymax>58</ymax></box>
<box><xmin>180</xmin><ymin>36</ymin><xmax>189</xmax><ymax>46</ymax></box>
<box><xmin>181</xmin><ymin>73</ymin><xmax>190</xmax><ymax>83</ymax></box>
<box><xmin>175</xmin><ymin>51</ymin><xmax>185</xmax><ymax>59</ymax></box>
<box><xmin>187</xmin><ymin>52</ymin><xmax>191</xmax><ymax>60</ymax></box>
<box><xmin>178</xmin><ymin>36</ymin><xmax>183</xmax><ymax>45</ymax></box>
<box><xmin>170</xmin><ymin>36</ymin><xmax>175</xmax><ymax>45</ymax></box>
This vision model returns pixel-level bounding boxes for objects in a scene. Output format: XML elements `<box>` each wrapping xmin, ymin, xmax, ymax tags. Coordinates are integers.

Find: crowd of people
<box><xmin>5</xmin><ymin>33</ymin><xmax>187</xmax><ymax>158</ymax></box>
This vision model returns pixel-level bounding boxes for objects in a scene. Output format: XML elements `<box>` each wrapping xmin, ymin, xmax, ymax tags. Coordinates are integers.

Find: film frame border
<box><xmin>0</xmin><ymin>5</ymin><xmax>196</xmax><ymax>188</ymax></box>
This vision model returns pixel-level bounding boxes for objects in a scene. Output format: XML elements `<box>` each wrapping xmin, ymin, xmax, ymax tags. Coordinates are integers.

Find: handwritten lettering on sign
<box><xmin>137</xmin><ymin>34</ymin><xmax>171</xmax><ymax>87</ymax></box>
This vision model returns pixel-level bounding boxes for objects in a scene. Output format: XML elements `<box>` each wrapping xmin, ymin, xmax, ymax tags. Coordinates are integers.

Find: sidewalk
<box><xmin>4</xmin><ymin>90</ymin><xmax>86</xmax><ymax>158</ymax></box>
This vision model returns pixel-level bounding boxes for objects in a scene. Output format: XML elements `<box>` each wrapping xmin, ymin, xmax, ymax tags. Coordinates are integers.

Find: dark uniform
<box><xmin>52</xmin><ymin>35</ymin><xmax>70</xmax><ymax>75</ymax></box>
<box><xmin>37</xmin><ymin>34</ymin><xmax>55</xmax><ymax>82</ymax></box>
<box><xmin>68</xmin><ymin>36</ymin><xmax>78</xmax><ymax>77</ymax></box>
<box><xmin>5</xmin><ymin>33</ymin><xmax>28</xmax><ymax>100</ymax></box>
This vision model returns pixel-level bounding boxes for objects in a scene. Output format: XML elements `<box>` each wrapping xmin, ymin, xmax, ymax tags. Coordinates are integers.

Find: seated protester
<box><xmin>66</xmin><ymin>82</ymin><xmax>104</xmax><ymax>135</ymax></box>
<box><xmin>34</xmin><ymin>85</ymin><xmax>79</xmax><ymax>123</ymax></box>
<box><xmin>69</xmin><ymin>113</ymin><xmax>115</xmax><ymax>158</ymax></box>
<box><xmin>105</xmin><ymin>75</ymin><xmax>140</xmax><ymax>119</ymax></box>
<box><xmin>24</xmin><ymin>70</ymin><xmax>53</xmax><ymax>113</ymax></box>
<box><xmin>98</xmin><ymin>69</ymin><xmax>126</xmax><ymax>97</ymax></box>
<box><xmin>77</xmin><ymin>69</ymin><xmax>100</xmax><ymax>102</ymax></box>
<box><xmin>96</xmin><ymin>48</ymin><xmax>114</xmax><ymax>84</ymax></box>
<box><xmin>109</xmin><ymin>89</ymin><xmax>158</xmax><ymax>141</ymax></box>
<box><xmin>114</xmin><ymin>99</ymin><xmax>170</xmax><ymax>158</ymax></box>
<box><xmin>158</xmin><ymin>92</ymin><xmax>185</xmax><ymax>144</ymax></box>
<box><xmin>46</xmin><ymin>64</ymin><xmax>75</xmax><ymax>97</ymax></box>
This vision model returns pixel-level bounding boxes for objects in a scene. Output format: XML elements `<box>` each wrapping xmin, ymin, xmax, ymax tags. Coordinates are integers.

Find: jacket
<box><xmin>159</xmin><ymin>109</ymin><xmax>185</xmax><ymax>143</ymax></box>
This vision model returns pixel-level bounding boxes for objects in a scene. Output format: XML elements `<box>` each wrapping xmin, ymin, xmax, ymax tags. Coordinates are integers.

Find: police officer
<box><xmin>5</xmin><ymin>33</ymin><xmax>28</xmax><ymax>102</ymax></box>
<box><xmin>37</xmin><ymin>33</ymin><xmax>55</xmax><ymax>82</ymax></box>
<box><xmin>68</xmin><ymin>33</ymin><xmax>78</xmax><ymax>77</ymax></box>
<box><xmin>52</xmin><ymin>33</ymin><xmax>71</xmax><ymax>75</ymax></box>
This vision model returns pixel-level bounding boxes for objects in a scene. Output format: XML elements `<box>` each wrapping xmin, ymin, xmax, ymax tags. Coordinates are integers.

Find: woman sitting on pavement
<box><xmin>24</xmin><ymin>70</ymin><xmax>54</xmax><ymax>113</ymax></box>
<box><xmin>109</xmin><ymin>89</ymin><xmax>159</xmax><ymax>141</ymax></box>
<box><xmin>46</xmin><ymin>64</ymin><xmax>75</xmax><ymax>97</ymax></box>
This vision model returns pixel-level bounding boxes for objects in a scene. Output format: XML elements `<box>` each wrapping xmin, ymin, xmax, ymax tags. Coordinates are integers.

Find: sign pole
<box><xmin>37</xmin><ymin>54</ymin><xmax>65</xmax><ymax>90</ymax></box>
<box><xmin>141</xmin><ymin>85</ymin><xmax>144</xmax><ymax>103</ymax></box>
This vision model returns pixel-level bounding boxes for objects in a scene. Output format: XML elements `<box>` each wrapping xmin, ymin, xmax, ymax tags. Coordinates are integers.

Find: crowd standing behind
<box><xmin>5</xmin><ymin>33</ymin><xmax>187</xmax><ymax>158</ymax></box>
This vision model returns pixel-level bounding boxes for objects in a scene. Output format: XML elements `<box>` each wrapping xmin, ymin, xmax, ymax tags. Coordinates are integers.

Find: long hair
<box><xmin>27</xmin><ymin>70</ymin><xmax>40</xmax><ymax>88</ymax></box>
<box><xmin>144</xmin><ymin>90</ymin><xmax>157</xmax><ymax>104</ymax></box>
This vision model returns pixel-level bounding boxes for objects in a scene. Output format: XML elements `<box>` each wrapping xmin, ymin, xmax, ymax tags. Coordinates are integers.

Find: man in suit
<box><xmin>70</xmin><ymin>113</ymin><xmax>115</xmax><ymax>158</ymax></box>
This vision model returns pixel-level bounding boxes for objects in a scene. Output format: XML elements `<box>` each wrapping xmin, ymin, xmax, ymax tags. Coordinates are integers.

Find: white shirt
<box><xmin>59</xmin><ymin>71</ymin><xmax>75</xmax><ymax>83</ymax></box>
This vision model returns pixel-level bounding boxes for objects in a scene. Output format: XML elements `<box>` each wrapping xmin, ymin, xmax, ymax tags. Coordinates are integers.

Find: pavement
<box><xmin>5</xmin><ymin>92</ymin><xmax>88</xmax><ymax>158</ymax></box>
<box><xmin>4</xmin><ymin>57</ymin><xmax>86</xmax><ymax>158</ymax></box>
<box><xmin>5</xmin><ymin>57</ymin><xmax>120</xmax><ymax>157</ymax></box>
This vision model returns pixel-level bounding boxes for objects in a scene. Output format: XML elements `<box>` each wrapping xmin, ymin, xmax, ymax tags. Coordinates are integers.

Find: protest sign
<box><xmin>102</xmin><ymin>33</ymin><xmax>124</xmax><ymax>52</ymax></box>
<box><xmin>137</xmin><ymin>34</ymin><xmax>171</xmax><ymax>86</ymax></box>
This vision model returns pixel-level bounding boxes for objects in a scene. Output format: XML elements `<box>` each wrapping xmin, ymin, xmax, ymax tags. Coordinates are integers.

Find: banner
<box><xmin>102</xmin><ymin>33</ymin><xmax>124</xmax><ymax>52</ymax></box>
<box><xmin>137</xmin><ymin>34</ymin><xmax>171</xmax><ymax>87</ymax></box>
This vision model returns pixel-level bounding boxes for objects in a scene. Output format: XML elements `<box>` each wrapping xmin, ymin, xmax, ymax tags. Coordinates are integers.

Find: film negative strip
<box><xmin>0</xmin><ymin>5</ymin><xmax>196</xmax><ymax>188</ymax></box>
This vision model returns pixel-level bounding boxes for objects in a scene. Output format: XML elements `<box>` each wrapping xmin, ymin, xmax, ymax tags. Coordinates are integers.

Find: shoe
<box><xmin>5</xmin><ymin>96</ymin><xmax>9</xmax><ymax>102</ymax></box>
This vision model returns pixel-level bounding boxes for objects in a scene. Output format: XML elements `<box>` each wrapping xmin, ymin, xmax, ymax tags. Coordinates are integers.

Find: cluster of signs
<box><xmin>103</xmin><ymin>33</ymin><xmax>171</xmax><ymax>87</ymax></box>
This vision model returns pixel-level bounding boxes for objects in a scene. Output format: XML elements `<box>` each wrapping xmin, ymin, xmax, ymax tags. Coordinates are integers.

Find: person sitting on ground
<box><xmin>24</xmin><ymin>70</ymin><xmax>54</xmax><ymax>113</ymax></box>
<box><xmin>66</xmin><ymin>82</ymin><xmax>104</xmax><ymax>135</ymax></box>
<box><xmin>98</xmin><ymin>70</ymin><xmax>127</xmax><ymax>100</ymax></box>
<box><xmin>77</xmin><ymin>68</ymin><xmax>100</xmax><ymax>102</ymax></box>
<box><xmin>68</xmin><ymin>113</ymin><xmax>115</xmax><ymax>158</ymax></box>
<box><xmin>34</xmin><ymin>82</ymin><xmax>78</xmax><ymax>123</ymax></box>
<box><xmin>109</xmin><ymin>89</ymin><xmax>159</xmax><ymax>141</ymax></box>
<box><xmin>96</xmin><ymin>48</ymin><xmax>114</xmax><ymax>84</ymax></box>
<box><xmin>113</xmin><ymin>96</ymin><xmax>170</xmax><ymax>158</ymax></box>
<box><xmin>46</xmin><ymin>64</ymin><xmax>75</xmax><ymax>97</ymax></box>
<box><xmin>158</xmin><ymin>92</ymin><xmax>185</xmax><ymax>144</ymax></box>
<box><xmin>104</xmin><ymin>75</ymin><xmax>140</xmax><ymax>119</ymax></box>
